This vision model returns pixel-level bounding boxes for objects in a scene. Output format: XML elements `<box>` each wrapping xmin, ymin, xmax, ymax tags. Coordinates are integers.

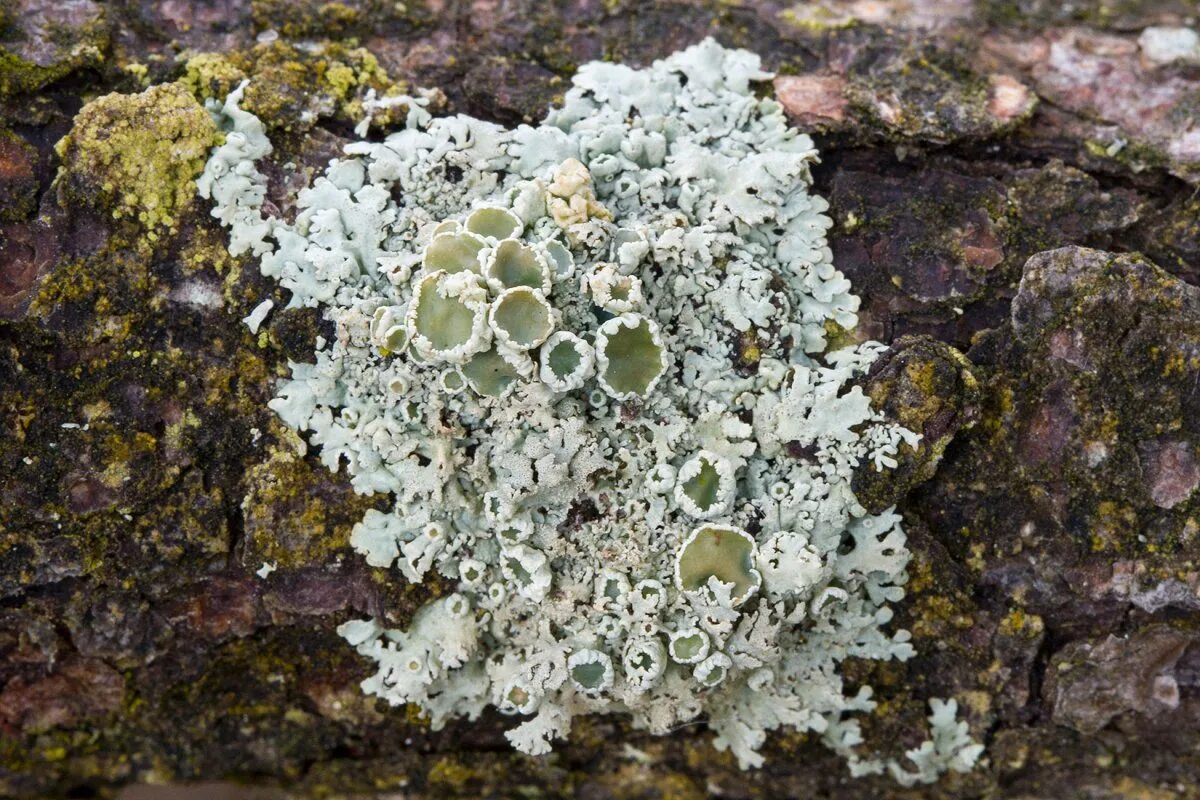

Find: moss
<box><xmin>240</xmin><ymin>421</ymin><xmax>392</xmax><ymax>570</ymax></box>
<box><xmin>910</xmin><ymin>594</ymin><xmax>976</xmax><ymax>639</ymax></box>
<box><xmin>1089</xmin><ymin>501</ymin><xmax>1139</xmax><ymax>553</ymax></box>
<box><xmin>930</xmin><ymin>249</ymin><xmax>1200</xmax><ymax>574</ymax></box>
<box><xmin>121</xmin><ymin>61</ymin><xmax>150</xmax><ymax>88</ymax></box>
<box><xmin>0</xmin><ymin>48</ymin><xmax>60</xmax><ymax>96</ymax></box>
<box><xmin>236</xmin><ymin>422</ymin><xmax>456</xmax><ymax>618</ymax></box>
<box><xmin>175</xmin><ymin>226</ymin><xmax>252</xmax><ymax>306</ymax></box>
<box><xmin>733</xmin><ymin>328</ymin><xmax>762</xmax><ymax>374</ymax></box>
<box><xmin>982</xmin><ymin>0</ymin><xmax>1194</xmax><ymax>30</ymax></box>
<box><xmin>823</xmin><ymin>318</ymin><xmax>864</xmax><ymax>351</ymax></box>
<box><xmin>30</xmin><ymin>250</ymin><xmax>151</xmax><ymax>340</ymax></box>
<box><xmin>998</xmin><ymin>608</ymin><xmax>1044</xmax><ymax>638</ymax></box>
<box><xmin>905</xmin><ymin>553</ymin><xmax>935</xmax><ymax>595</ymax></box>
<box><xmin>585</xmin><ymin>761</ymin><xmax>706</xmax><ymax>800</ymax></box>
<box><xmin>0</xmin><ymin>727</ymin><xmax>129</xmax><ymax>795</ymax></box>
<box><xmin>6</xmin><ymin>12</ymin><xmax>1200</xmax><ymax>797</ymax></box>
<box><xmin>54</xmin><ymin>82</ymin><xmax>219</xmax><ymax>239</ymax></box>
<box><xmin>100</xmin><ymin>627</ymin><xmax>420</xmax><ymax>785</ymax></box>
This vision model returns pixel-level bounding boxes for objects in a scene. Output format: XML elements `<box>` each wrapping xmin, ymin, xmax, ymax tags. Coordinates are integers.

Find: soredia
<box><xmin>199</xmin><ymin>39</ymin><xmax>982</xmax><ymax>779</ymax></box>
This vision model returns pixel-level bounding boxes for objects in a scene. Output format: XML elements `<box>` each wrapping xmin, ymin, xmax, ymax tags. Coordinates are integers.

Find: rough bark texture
<box><xmin>2</xmin><ymin>1</ymin><xmax>1200</xmax><ymax>797</ymax></box>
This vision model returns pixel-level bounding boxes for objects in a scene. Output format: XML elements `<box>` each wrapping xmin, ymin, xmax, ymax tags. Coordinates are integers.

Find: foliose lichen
<box><xmin>199</xmin><ymin>38</ymin><xmax>981</xmax><ymax>779</ymax></box>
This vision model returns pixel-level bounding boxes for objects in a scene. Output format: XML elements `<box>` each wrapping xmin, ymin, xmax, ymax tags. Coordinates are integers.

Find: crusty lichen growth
<box><xmin>180</xmin><ymin>53</ymin><xmax>248</xmax><ymax>104</ymax></box>
<box><xmin>924</xmin><ymin>245</ymin><xmax>1200</xmax><ymax>610</ymax></box>
<box><xmin>240</xmin><ymin>421</ymin><xmax>392</xmax><ymax>570</ymax></box>
<box><xmin>853</xmin><ymin>336</ymin><xmax>979</xmax><ymax>514</ymax></box>
<box><xmin>216</xmin><ymin>41</ymin><xmax>414</xmax><ymax>134</ymax></box>
<box><xmin>54</xmin><ymin>82</ymin><xmax>219</xmax><ymax>238</ymax></box>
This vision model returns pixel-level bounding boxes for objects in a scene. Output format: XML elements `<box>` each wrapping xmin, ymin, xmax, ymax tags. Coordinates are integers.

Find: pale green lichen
<box><xmin>668</xmin><ymin>628</ymin><xmax>710</xmax><ymax>664</ymax></box>
<box><xmin>424</xmin><ymin>232</ymin><xmax>487</xmax><ymax>275</ymax></box>
<box><xmin>594</xmin><ymin>314</ymin><xmax>668</xmax><ymax>400</ymax></box>
<box><xmin>407</xmin><ymin>270</ymin><xmax>491</xmax><ymax>363</ymax></box>
<box><xmin>466</xmin><ymin>206</ymin><xmax>523</xmax><ymax>240</ymax></box>
<box><xmin>539</xmin><ymin>332</ymin><xmax>594</xmax><ymax>393</ymax></box>
<box><xmin>489</xmin><ymin>287</ymin><xmax>554</xmax><ymax>350</ymax></box>
<box><xmin>200</xmin><ymin>38</ymin><xmax>982</xmax><ymax>781</ymax></box>
<box><xmin>674</xmin><ymin>524</ymin><xmax>762</xmax><ymax>606</ymax></box>
<box><xmin>484</xmin><ymin>239</ymin><xmax>551</xmax><ymax>293</ymax></box>
<box><xmin>675</xmin><ymin>451</ymin><xmax>735</xmax><ymax>519</ymax></box>
<box><xmin>462</xmin><ymin>347</ymin><xmax>522</xmax><ymax>398</ymax></box>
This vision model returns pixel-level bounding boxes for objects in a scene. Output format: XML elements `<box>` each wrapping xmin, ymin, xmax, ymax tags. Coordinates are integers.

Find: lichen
<box><xmin>674</xmin><ymin>525</ymin><xmax>761</xmax><ymax>606</ymax></box>
<box><xmin>224</xmin><ymin>41</ymin><xmax>412</xmax><ymax>134</ymax></box>
<box><xmin>180</xmin><ymin>53</ymin><xmax>248</xmax><ymax>104</ymax></box>
<box><xmin>200</xmin><ymin>38</ymin><xmax>981</xmax><ymax>779</ymax></box>
<box><xmin>55</xmin><ymin>82</ymin><xmax>219</xmax><ymax>238</ymax></box>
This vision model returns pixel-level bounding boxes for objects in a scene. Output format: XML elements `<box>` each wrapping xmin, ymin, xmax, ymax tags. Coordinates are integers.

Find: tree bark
<box><xmin>2</xmin><ymin>1</ymin><xmax>1199</xmax><ymax>797</ymax></box>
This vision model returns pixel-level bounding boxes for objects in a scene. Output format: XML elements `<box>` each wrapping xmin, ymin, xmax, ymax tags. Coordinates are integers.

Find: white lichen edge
<box><xmin>199</xmin><ymin>37</ymin><xmax>981</xmax><ymax>781</ymax></box>
<box><xmin>593</xmin><ymin>313</ymin><xmax>669</xmax><ymax>401</ymax></box>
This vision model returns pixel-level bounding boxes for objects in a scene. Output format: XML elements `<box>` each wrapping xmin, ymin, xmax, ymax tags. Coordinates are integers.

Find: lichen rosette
<box><xmin>199</xmin><ymin>38</ymin><xmax>981</xmax><ymax>782</ymax></box>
